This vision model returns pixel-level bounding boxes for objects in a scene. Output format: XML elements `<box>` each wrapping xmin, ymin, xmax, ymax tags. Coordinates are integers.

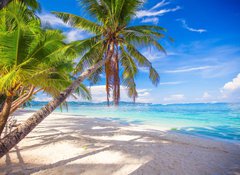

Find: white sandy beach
<box><xmin>0</xmin><ymin>110</ymin><xmax>240</xmax><ymax>175</ymax></box>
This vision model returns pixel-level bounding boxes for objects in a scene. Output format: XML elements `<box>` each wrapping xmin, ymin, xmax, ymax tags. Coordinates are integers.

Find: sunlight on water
<box><xmin>27</xmin><ymin>102</ymin><xmax>240</xmax><ymax>141</ymax></box>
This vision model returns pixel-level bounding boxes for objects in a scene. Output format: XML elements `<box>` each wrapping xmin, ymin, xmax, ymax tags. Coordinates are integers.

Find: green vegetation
<box><xmin>54</xmin><ymin>0</ymin><xmax>166</xmax><ymax>105</ymax></box>
<box><xmin>0</xmin><ymin>1</ymin><xmax>90</xmax><ymax>135</ymax></box>
<box><xmin>0</xmin><ymin>0</ymin><xmax>167</xmax><ymax>157</ymax></box>
<box><xmin>0</xmin><ymin>0</ymin><xmax>40</xmax><ymax>11</ymax></box>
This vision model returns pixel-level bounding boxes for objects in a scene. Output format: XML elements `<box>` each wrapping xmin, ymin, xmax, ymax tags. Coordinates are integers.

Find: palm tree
<box><xmin>0</xmin><ymin>1</ymin><xmax>90</xmax><ymax>135</ymax></box>
<box><xmin>54</xmin><ymin>0</ymin><xmax>165</xmax><ymax>106</ymax></box>
<box><xmin>0</xmin><ymin>0</ymin><xmax>167</xmax><ymax>157</ymax></box>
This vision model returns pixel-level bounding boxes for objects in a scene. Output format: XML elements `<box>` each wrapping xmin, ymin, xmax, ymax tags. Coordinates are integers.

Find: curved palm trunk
<box><xmin>0</xmin><ymin>86</ymin><xmax>36</xmax><ymax>135</ymax></box>
<box><xmin>0</xmin><ymin>43</ymin><xmax>114</xmax><ymax>157</ymax></box>
<box><xmin>0</xmin><ymin>96</ymin><xmax>13</xmax><ymax>136</ymax></box>
<box><xmin>9</xmin><ymin>86</ymin><xmax>35</xmax><ymax>115</ymax></box>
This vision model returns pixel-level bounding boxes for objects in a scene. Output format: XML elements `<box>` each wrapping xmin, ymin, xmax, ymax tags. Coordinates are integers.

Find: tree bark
<box><xmin>0</xmin><ymin>42</ymin><xmax>114</xmax><ymax>157</ymax></box>
<box><xmin>113</xmin><ymin>51</ymin><xmax>120</xmax><ymax>106</ymax></box>
<box><xmin>0</xmin><ymin>96</ymin><xmax>13</xmax><ymax>136</ymax></box>
<box><xmin>9</xmin><ymin>86</ymin><xmax>35</xmax><ymax>114</ymax></box>
<box><xmin>0</xmin><ymin>0</ymin><xmax>11</xmax><ymax>10</ymax></box>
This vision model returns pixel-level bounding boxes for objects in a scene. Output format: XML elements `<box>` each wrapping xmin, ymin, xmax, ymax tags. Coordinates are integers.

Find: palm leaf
<box><xmin>52</xmin><ymin>11</ymin><xmax>103</xmax><ymax>34</ymax></box>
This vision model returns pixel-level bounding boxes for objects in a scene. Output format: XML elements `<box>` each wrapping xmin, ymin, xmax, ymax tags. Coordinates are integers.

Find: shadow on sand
<box><xmin>0</xmin><ymin>113</ymin><xmax>240</xmax><ymax>175</ymax></box>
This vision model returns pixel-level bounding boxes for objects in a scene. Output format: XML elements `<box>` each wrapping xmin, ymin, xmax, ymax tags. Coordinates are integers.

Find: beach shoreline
<box><xmin>0</xmin><ymin>110</ymin><xmax>240</xmax><ymax>175</ymax></box>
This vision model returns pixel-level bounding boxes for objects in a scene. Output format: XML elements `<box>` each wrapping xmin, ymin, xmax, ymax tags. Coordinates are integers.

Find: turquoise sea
<box><xmin>27</xmin><ymin>102</ymin><xmax>240</xmax><ymax>142</ymax></box>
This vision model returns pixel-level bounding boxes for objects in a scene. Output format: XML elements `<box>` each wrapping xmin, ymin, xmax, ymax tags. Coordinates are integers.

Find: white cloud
<box><xmin>136</xmin><ymin>89</ymin><xmax>153</xmax><ymax>103</ymax></box>
<box><xmin>165</xmin><ymin>66</ymin><xmax>212</xmax><ymax>73</ymax></box>
<box><xmin>135</xmin><ymin>0</ymin><xmax>180</xmax><ymax>22</ymax></box>
<box><xmin>177</xmin><ymin>19</ymin><xmax>207</xmax><ymax>33</ymax></box>
<box><xmin>164</xmin><ymin>94</ymin><xmax>185</xmax><ymax>102</ymax></box>
<box><xmin>150</xmin><ymin>0</ymin><xmax>170</xmax><ymax>10</ymax></box>
<box><xmin>138</xmin><ymin>67</ymin><xmax>149</xmax><ymax>73</ymax></box>
<box><xmin>223</xmin><ymin>73</ymin><xmax>240</xmax><ymax>92</ymax></box>
<box><xmin>39</xmin><ymin>13</ymin><xmax>92</xmax><ymax>43</ymax></box>
<box><xmin>66</xmin><ymin>85</ymin><xmax>153</xmax><ymax>103</ymax></box>
<box><xmin>194</xmin><ymin>92</ymin><xmax>215</xmax><ymax>103</ymax></box>
<box><xmin>218</xmin><ymin>73</ymin><xmax>240</xmax><ymax>102</ymax></box>
<box><xmin>141</xmin><ymin>47</ymin><xmax>166</xmax><ymax>62</ymax></box>
<box><xmin>34</xmin><ymin>93</ymin><xmax>53</xmax><ymax>102</ymax></box>
<box><xmin>136</xmin><ymin>6</ymin><xmax>181</xmax><ymax>18</ymax></box>
<box><xmin>202</xmin><ymin>92</ymin><xmax>211</xmax><ymax>99</ymax></box>
<box><xmin>141</xmin><ymin>17</ymin><xmax>159</xmax><ymax>24</ymax></box>
<box><xmin>64</xmin><ymin>29</ymin><xmax>91</xmax><ymax>42</ymax></box>
<box><xmin>38</xmin><ymin>13</ymin><xmax>70</xmax><ymax>28</ymax></box>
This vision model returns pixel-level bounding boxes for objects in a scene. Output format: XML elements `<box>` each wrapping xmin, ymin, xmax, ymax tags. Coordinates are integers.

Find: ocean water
<box><xmin>27</xmin><ymin>102</ymin><xmax>240</xmax><ymax>142</ymax></box>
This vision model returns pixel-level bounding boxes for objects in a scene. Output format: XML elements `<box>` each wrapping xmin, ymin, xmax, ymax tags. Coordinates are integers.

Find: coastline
<box><xmin>0</xmin><ymin>110</ymin><xmax>240</xmax><ymax>174</ymax></box>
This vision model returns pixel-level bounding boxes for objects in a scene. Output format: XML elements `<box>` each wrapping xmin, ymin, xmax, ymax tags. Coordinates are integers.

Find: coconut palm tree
<box><xmin>0</xmin><ymin>1</ymin><xmax>90</xmax><ymax>135</ymax></box>
<box><xmin>53</xmin><ymin>0</ymin><xmax>165</xmax><ymax>105</ymax></box>
<box><xmin>0</xmin><ymin>0</ymin><xmax>167</xmax><ymax>157</ymax></box>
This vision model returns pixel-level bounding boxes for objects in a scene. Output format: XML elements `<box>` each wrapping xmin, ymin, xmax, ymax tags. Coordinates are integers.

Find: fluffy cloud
<box><xmin>39</xmin><ymin>13</ymin><xmax>92</xmax><ymax>43</ymax></box>
<box><xmin>34</xmin><ymin>93</ymin><xmax>53</xmax><ymax>102</ymax></box>
<box><xmin>66</xmin><ymin>85</ymin><xmax>153</xmax><ymax>103</ymax></box>
<box><xmin>64</xmin><ymin>29</ymin><xmax>91</xmax><ymax>42</ymax></box>
<box><xmin>202</xmin><ymin>92</ymin><xmax>211</xmax><ymax>99</ymax></box>
<box><xmin>141</xmin><ymin>17</ymin><xmax>159</xmax><ymax>24</ymax></box>
<box><xmin>177</xmin><ymin>19</ymin><xmax>207</xmax><ymax>33</ymax></box>
<box><xmin>38</xmin><ymin>13</ymin><xmax>70</xmax><ymax>28</ymax></box>
<box><xmin>141</xmin><ymin>47</ymin><xmax>166</xmax><ymax>62</ymax></box>
<box><xmin>223</xmin><ymin>74</ymin><xmax>240</xmax><ymax>92</ymax></box>
<box><xmin>221</xmin><ymin>74</ymin><xmax>240</xmax><ymax>101</ymax></box>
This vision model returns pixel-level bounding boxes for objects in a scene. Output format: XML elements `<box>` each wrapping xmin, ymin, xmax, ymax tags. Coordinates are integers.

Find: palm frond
<box><xmin>79</xmin><ymin>0</ymin><xmax>110</xmax><ymax>24</ymax></box>
<box><xmin>120</xmin><ymin>46</ymin><xmax>138</xmax><ymax>79</ymax></box>
<box><xmin>125</xmin><ymin>25</ymin><xmax>167</xmax><ymax>33</ymax></box>
<box><xmin>75</xmin><ymin>40</ymin><xmax>106</xmax><ymax>72</ymax></box>
<box><xmin>124</xmin><ymin>33</ymin><xmax>166</xmax><ymax>53</ymax></box>
<box><xmin>149</xmin><ymin>66</ymin><xmax>160</xmax><ymax>86</ymax></box>
<box><xmin>126</xmin><ymin>43</ymin><xmax>151</xmax><ymax>67</ymax></box>
<box><xmin>75</xmin><ymin>83</ymin><xmax>92</xmax><ymax>100</ymax></box>
<box><xmin>70</xmin><ymin>35</ymin><xmax>102</xmax><ymax>56</ymax></box>
<box><xmin>52</xmin><ymin>11</ymin><xmax>103</xmax><ymax>34</ymax></box>
<box><xmin>88</xmin><ymin>67</ymin><xmax>103</xmax><ymax>84</ymax></box>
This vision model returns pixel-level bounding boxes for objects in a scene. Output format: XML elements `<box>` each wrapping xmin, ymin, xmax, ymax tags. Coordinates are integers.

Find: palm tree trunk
<box><xmin>0</xmin><ymin>95</ymin><xmax>6</xmax><ymax>112</ymax></box>
<box><xmin>0</xmin><ymin>96</ymin><xmax>13</xmax><ymax>136</ymax></box>
<box><xmin>9</xmin><ymin>86</ymin><xmax>35</xmax><ymax>115</ymax></box>
<box><xmin>0</xmin><ymin>42</ymin><xmax>114</xmax><ymax>157</ymax></box>
<box><xmin>105</xmin><ymin>61</ymin><xmax>111</xmax><ymax>106</ymax></box>
<box><xmin>113</xmin><ymin>51</ymin><xmax>120</xmax><ymax>106</ymax></box>
<box><xmin>0</xmin><ymin>0</ymin><xmax>11</xmax><ymax>10</ymax></box>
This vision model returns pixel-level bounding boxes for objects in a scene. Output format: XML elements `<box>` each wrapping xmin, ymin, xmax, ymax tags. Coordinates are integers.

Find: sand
<box><xmin>0</xmin><ymin>110</ymin><xmax>240</xmax><ymax>175</ymax></box>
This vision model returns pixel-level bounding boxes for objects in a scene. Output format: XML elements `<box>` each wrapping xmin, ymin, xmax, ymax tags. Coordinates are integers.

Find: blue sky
<box><xmin>36</xmin><ymin>0</ymin><xmax>240</xmax><ymax>104</ymax></box>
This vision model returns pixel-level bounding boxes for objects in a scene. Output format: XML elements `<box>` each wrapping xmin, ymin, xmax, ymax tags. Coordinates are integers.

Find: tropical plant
<box><xmin>53</xmin><ymin>0</ymin><xmax>165</xmax><ymax>105</ymax></box>
<box><xmin>0</xmin><ymin>0</ymin><xmax>40</xmax><ymax>11</ymax></box>
<box><xmin>0</xmin><ymin>0</ymin><xmax>167</xmax><ymax>157</ymax></box>
<box><xmin>0</xmin><ymin>1</ymin><xmax>90</xmax><ymax>135</ymax></box>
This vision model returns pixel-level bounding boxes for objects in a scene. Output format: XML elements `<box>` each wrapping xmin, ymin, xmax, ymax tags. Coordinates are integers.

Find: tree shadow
<box><xmin>0</xmin><ymin>114</ymin><xmax>240</xmax><ymax>175</ymax></box>
<box><xmin>1</xmin><ymin>120</ymin><xmax>27</xmax><ymax>175</ymax></box>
